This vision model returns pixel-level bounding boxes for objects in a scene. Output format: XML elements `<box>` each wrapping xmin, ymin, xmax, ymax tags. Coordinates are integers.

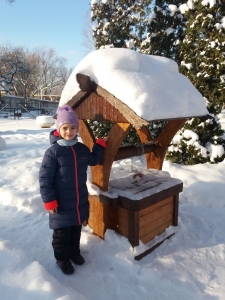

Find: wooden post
<box><xmin>91</xmin><ymin>122</ymin><xmax>131</xmax><ymax>191</ymax></box>
<box><xmin>173</xmin><ymin>194</ymin><xmax>179</xmax><ymax>226</ymax></box>
<box><xmin>78</xmin><ymin>119</ymin><xmax>95</xmax><ymax>149</ymax></box>
<box><xmin>78</xmin><ymin>120</ymin><xmax>131</xmax><ymax>191</ymax></box>
<box><xmin>128</xmin><ymin>210</ymin><xmax>139</xmax><ymax>247</ymax></box>
<box><xmin>146</xmin><ymin>119</ymin><xmax>187</xmax><ymax>170</ymax></box>
<box><xmin>136</xmin><ymin>126</ymin><xmax>154</xmax><ymax>169</ymax></box>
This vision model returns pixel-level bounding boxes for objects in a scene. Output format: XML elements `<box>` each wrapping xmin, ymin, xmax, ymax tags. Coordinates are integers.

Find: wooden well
<box><xmin>88</xmin><ymin>178</ymin><xmax>183</xmax><ymax>246</ymax></box>
<box><xmin>61</xmin><ymin>73</ymin><xmax>207</xmax><ymax>256</ymax></box>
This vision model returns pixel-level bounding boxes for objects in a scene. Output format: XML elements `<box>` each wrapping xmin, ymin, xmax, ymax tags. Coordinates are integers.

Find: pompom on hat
<box><xmin>56</xmin><ymin>105</ymin><xmax>79</xmax><ymax>132</ymax></box>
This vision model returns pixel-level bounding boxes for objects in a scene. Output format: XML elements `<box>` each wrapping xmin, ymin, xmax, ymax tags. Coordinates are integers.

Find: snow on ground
<box><xmin>0</xmin><ymin>116</ymin><xmax>225</xmax><ymax>300</ymax></box>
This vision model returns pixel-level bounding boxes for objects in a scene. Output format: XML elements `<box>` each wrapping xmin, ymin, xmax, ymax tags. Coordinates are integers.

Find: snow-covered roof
<box><xmin>60</xmin><ymin>48</ymin><xmax>208</xmax><ymax>122</ymax></box>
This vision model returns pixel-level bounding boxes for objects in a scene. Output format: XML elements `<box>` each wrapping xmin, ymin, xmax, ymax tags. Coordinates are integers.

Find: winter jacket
<box><xmin>39</xmin><ymin>130</ymin><xmax>106</xmax><ymax>229</ymax></box>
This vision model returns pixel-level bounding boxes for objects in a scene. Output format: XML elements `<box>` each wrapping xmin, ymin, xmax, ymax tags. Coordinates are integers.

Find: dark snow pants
<box><xmin>52</xmin><ymin>225</ymin><xmax>82</xmax><ymax>261</ymax></box>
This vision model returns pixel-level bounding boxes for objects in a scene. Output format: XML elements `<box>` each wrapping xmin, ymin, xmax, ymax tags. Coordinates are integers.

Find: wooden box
<box><xmin>88</xmin><ymin>172</ymin><xmax>183</xmax><ymax>252</ymax></box>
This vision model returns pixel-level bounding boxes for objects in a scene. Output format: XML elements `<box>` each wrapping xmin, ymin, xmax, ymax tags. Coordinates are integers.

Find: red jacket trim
<box><xmin>70</xmin><ymin>147</ymin><xmax>81</xmax><ymax>225</ymax></box>
<box><xmin>96</xmin><ymin>138</ymin><xmax>106</xmax><ymax>148</ymax></box>
<box><xmin>54</xmin><ymin>130</ymin><xmax>60</xmax><ymax>137</ymax></box>
<box><xmin>44</xmin><ymin>200</ymin><xmax>58</xmax><ymax>210</ymax></box>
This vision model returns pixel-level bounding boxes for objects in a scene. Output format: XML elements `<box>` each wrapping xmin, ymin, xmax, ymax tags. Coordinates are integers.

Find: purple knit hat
<box><xmin>56</xmin><ymin>105</ymin><xmax>79</xmax><ymax>132</ymax></box>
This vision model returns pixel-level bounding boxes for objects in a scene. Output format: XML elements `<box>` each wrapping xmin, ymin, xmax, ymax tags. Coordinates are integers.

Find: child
<box><xmin>39</xmin><ymin>105</ymin><xmax>108</xmax><ymax>275</ymax></box>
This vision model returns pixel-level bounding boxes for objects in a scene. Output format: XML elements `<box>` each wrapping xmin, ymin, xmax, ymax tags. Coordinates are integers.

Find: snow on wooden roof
<box><xmin>60</xmin><ymin>48</ymin><xmax>208</xmax><ymax>126</ymax></box>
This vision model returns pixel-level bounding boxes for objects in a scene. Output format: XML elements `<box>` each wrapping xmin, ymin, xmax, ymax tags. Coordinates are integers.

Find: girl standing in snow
<box><xmin>39</xmin><ymin>105</ymin><xmax>108</xmax><ymax>275</ymax></box>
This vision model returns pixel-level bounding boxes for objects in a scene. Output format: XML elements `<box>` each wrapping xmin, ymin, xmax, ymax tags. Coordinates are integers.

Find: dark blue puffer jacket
<box><xmin>39</xmin><ymin>130</ymin><xmax>106</xmax><ymax>229</ymax></box>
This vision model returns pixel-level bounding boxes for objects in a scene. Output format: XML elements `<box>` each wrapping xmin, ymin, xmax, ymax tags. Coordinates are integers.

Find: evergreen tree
<box><xmin>140</xmin><ymin>0</ymin><xmax>186</xmax><ymax>64</ymax></box>
<box><xmin>91</xmin><ymin>0</ymin><xmax>152</xmax><ymax>50</ymax></box>
<box><xmin>139</xmin><ymin>0</ymin><xmax>187</xmax><ymax>144</ymax></box>
<box><xmin>90</xmin><ymin>0</ymin><xmax>225</xmax><ymax>164</ymax></box>
<box><xmin>91</xmin><ymin>0</ymin><xmax>131</xmax><ymax>49</ymax></box>
<box><xmin>179</xmin><ymin>0</ymin><xmax>225</xmax><ymax>109</ymax></box>
<box><xmin>90</xmin><ymin>0</ymin><xmax>152</xmax><ymax>143</ymax></box>
<box><xmin>167</xmin><ymin>0</ymin><xmax>225</xmax><ymax>164</ymax></box>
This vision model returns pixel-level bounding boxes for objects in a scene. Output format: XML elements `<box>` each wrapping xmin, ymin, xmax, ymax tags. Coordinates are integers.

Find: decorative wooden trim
<box><xmin>95</xmin><ymin>85</ymin><xmax>149</xmax><ymax>128</ymax></box>
<box><xmin>75</xmin><ymin>93</ymin><xmax>129</xmax><ymax>123</ymax></box>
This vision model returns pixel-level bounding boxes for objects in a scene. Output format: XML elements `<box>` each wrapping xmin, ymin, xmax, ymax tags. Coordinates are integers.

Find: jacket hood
<box><xmin>49</xmin><ymin>130</ymin><xmax>60</xmax><ymax>145</ymax></box>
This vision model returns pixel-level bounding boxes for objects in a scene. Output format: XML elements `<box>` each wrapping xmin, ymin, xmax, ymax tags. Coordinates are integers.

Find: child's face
<box><xmin>59</xmin><ymin>123</ymin><xmax>77</xmax><ymax>140</ymax></box>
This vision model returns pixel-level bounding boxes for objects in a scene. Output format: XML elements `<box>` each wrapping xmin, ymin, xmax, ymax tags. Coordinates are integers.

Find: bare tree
<box><xmin>0</xmin><ymin>45</ymin><xmax>28</xmax><ymax>94</ymax></box>
<box><xmin>29</xmin><ymin>47</ymin><xmax>70</xmax><ymax>99</ymax></box>
<box><xmin>0</xmin><ymin>44</ymin><xmax>71</xmax><ymax>100</ymax></box>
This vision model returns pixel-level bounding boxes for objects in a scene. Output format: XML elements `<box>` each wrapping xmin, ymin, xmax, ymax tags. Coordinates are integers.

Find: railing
<box><xmin>2</xmin><ymin>95</ymin><xmax>59</xmax><ymax>118</ymax></box>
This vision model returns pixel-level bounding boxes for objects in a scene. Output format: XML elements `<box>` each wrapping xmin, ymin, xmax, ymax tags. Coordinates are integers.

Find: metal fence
<box><xmin>0</xmin><ymin>95</ymin><xmax>59</xmax><ymax>118</ymax></box>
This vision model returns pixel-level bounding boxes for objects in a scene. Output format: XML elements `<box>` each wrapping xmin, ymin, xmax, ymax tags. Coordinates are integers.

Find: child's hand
<box><xmin>49</xmin><ymin>208</ymin><xmax>57</xmax><ymax>214</ymax></box>
<box><xmin>103</xmin><ymin>136</ymin><xmax>109</xmax><ymax>143</ymax></box>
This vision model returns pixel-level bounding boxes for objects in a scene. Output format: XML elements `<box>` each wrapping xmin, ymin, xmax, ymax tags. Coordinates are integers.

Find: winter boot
<box><xmin>56</xmin><ymin>260</ymin><xmax>74</xmax><ymax>275</ymax></box>
<box><xmin>71</xmin><ymin>254</ymin><xmax>85</xmax><ymax>265</ymax></box>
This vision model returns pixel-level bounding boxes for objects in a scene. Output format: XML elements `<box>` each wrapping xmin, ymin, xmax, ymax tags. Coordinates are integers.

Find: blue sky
<box><xmin>1</xmin><ymin>0</ymin><xmax>92</xmax><ymax>69</ymax></box>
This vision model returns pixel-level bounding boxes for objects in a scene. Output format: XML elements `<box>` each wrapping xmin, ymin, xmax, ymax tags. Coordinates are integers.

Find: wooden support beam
<box><xmin>91</xmin><ymin>122</ymin><xmax>132</xmax><ymax>191</ymax></box>
<box><xmin>114</xmin><ymin>143</ymin><xmax>159</xmax><ymax>161</ymax></box>
<box><xmin>147</xmin><ymin>119</ymin><xmax>187</xmax><ymax>170</ymax></box>
<box><xmin>136</xmin><ymin>126</ymin><xmax>155</xmax><ymax>169</ymax></box>
<box><xmin>128</xmin><ymin>211</ymin><xmax>139</xmax><ymax>247</ymax></box>
<box><xmin>78</xmin><ymin>119</ymin><xmax>95</xmax><ymax>149</ymax></box>
<box><xmin>173</xmin><ymin>194</ymin><xmax>179</xmax><ymax>226</ymax></box>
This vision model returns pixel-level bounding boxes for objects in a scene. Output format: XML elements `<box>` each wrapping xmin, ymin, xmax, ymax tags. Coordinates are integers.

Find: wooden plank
<box><xmin>102</xmin><ymin>98</ymin><xmax>107</xmax><ymax>120</ymax></box>
<box><xmin>91</xmin><ymin>122</ymin><xmax>131</xmax><ymax>191</ymax></box>
<box><xmin>92</xmin><ymin>95</ymin><xmax>96</xmax><ymax>120</ymax></box>
<box><xmin>114</xmin><ymin>144</ymin><xmax>159</xmax><ymax>161</ymax></box>
<box><xmin>135</xmin><ymin>233</ymin><xmax>175</xmax><ymax>260</ymax></box>
<box><xmin>140</xmin><ymin>220</ymin><xmax>173</xmax><ymax>244</ymax></box>
<box><xmin>93</xmin><ymin>94</ymin><xmax>101</xmax><ymax>119</ymax></box>
<box><xmin>75</xmin><ymin>94</ymin><xmax>129</xmax><ymax>122</ymax></box>
<box><xmin>117</xmin><ymin>183</ymin><xmax>183</xmax><ymax>211</ymax></box>
<box><xmin>139</xmin><ymin>212</ymin><xmax>173</xmax><ymax>239</ymax></box>
<box><xmin>88</xmin><ymin>194</ymin><xmax>101</xmax><ymax>202</ymax></box>
<box><xmin>78</xmin><ymin>119</ymin><xmax>95</xmax><ymax>150</ymax></box>
<box><xmin>105</xmin><ymin>209</ymin><xmax>129</xmax><ymax>229</ymax></box>
<box><xmin>88</xmin><ymin>195</ymin><xmax>105</xmax><ymax>239</ymax></box>
<box><xmin>136</xmin><ymin>126</ymin><xmax>154</xmax><ymax>169</ymax></box>
<box><xmin>139</xmin><ymin>201</ymin><xmax>173</xmax><ymax>228</ymax></box>
<box><xmin>106</xmin><ymin>205</ymin><xmax>129</xmax><ymax>220</ymax></box>
<box><xmin>104</xmin><ymin>219</ymin><xmax>129</xmax><ymax>238</ymax></box>
<box><xmin>139</xmin><ymin>196</ymin><xmax>173</xmax><ymax>217</ymax></box>
<box><xmin>96</xmin><ymin>85</ymin><xmax>148</xmax><ymax>128</ymax></box>
<box><xmin>128</xmin><ymin>211</ymin><xmax>139</xmax><ymax>247</ymax></box>
<box><xmin>173</xmin><ymin>194</ymin><xmax>179</xmax><ymax>226</ymax></box>
<box><xmin>148</xmin><ymin>119</ymin><xmax>187</xmax><ymax>170</ymax></box>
